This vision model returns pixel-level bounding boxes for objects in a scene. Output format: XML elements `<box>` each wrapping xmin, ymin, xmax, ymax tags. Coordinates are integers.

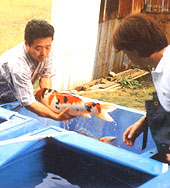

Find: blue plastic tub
<box><xmin>0</xmin><ymin>127</ymin><xmax>167</xmax><ymax>188</ymax></box>
<box><xmin>0</xmin><ymin>101</ymin><xmax>169</xmax><ymax>187</ymax></box>
<box><xmin>0</xmin><ymin>101</ymin><xmax>155</xmax><ymax>154</ymax></box>
<box><xmin>0</xmin><ymin>104</ymin><xmax>39</xmax><ymax>141</ymax></box>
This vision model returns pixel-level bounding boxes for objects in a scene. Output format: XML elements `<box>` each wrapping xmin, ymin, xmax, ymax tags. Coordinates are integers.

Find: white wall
<box><xmin>51</xmin><ymin>0</ymin><xmax>101</xmax><ymax>91</ymax></box>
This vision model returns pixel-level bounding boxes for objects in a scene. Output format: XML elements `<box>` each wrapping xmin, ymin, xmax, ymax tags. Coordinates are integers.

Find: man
<box><xmin>0</xmin><ymin>19</ymin><xmax>73</xmax><ymax>121</ymax></box>
<box><xmin>113</xmin><ymin>13</ymin><xmax>170</xmax><ymax>163</ymax></box>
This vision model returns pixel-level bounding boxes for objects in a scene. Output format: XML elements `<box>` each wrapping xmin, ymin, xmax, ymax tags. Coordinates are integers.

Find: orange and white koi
<box><xmin>35</xmin><ymin>88</ymin><xmax>116</xmax><ymax>122</ymax></box>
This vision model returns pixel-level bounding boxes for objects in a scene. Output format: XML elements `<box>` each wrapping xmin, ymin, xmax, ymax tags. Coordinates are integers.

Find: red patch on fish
<box><xmin>99</xmin><ymin>138</ymin><xmax>104</xmax><ymax>142</ymax></box>
<box><xmin>48</xmin><ymin>93</ymin><xmax>55</xmax><ymax>105</ymax></box>
<box><xmin>56</xmin><ymin>92</ymin><xmax>82</xmax><ymax>105</ymax></box>
<box><xmin>35</xmin><ymin>89</ymin><xmax>44</xmax><ymax>101</ymax></box>
<box><xmin>95</xmin><ymin>103</ymin><xmax>101</xmax><ymax>113</ymax></box>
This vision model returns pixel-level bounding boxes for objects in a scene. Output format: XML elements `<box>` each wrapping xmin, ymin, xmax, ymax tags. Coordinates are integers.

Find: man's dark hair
<box><xmin>24</xmin><ymin>19</ymin><xmax>54</xmax><ymax>46</ymax></box>
<box><xmin>113</xmin><ymin>13</ymin><xmax>168</xmax><ymax>57</ymax></box>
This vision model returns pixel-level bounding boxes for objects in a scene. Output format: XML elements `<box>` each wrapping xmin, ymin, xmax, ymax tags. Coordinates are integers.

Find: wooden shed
<box><xmin>93</xmin><ymin>0</ymin><xmax>170</xmax><ymax>79</ymax></box>
<box><xmin>51</xmin><ymin>0</ymin><xmax>170</xmax><ymax>90</ymax></box>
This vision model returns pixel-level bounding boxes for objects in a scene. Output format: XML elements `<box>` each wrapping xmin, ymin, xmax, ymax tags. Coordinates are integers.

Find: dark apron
<box><xmin>145</xmin><ymin>92</ymin><xmax>170</xmax><ymax>154</ymax></box>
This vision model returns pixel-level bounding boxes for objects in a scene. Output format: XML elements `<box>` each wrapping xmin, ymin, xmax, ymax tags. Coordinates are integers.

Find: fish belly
<box><xmin>49</xmin><ymin>100</ymin><xmax>89</xmax><ymax>116</ymax></box>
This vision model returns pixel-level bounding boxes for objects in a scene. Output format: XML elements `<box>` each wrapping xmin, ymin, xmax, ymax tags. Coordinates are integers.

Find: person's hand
<box><xmin>123</xmin><ymin>116</ymin><xmax>147</xmax><ymax>146</ymax></box>
<box><xmin>26</xmin><ymin>101</ymin><xmax>77</xmax><ymax>121</ymax></box>
<box><xmin>56</xmin><ymin>107</ymin><xmax>77</xmax><ymax>121</ymax></box>
<box><xmin>166</xmin><ymin>153</ymin><xmax>170</xmax><ymax>162</ymax></box>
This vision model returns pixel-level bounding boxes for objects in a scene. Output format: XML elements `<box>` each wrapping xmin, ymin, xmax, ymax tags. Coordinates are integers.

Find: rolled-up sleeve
<box><xmin>9</xmin><ymin>62</ymin><xmax>36</xmax><ymax>106</ymax></box>
<box><xmin>11</xmin><ymin>72</ymin><xmax>35</xmax><ymax>106</ymax></box>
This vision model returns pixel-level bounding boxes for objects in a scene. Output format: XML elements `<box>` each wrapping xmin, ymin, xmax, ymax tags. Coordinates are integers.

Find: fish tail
<box><xmin>100</xmin><ymin>103</ymin><xmax>117</xmax><ymax>112</ymax></box>
<box><xmin>95</xmin><ymin>111</ymin><xmax>114</xmax><ymax>122</ymax></box>
<box><xmin>95</xmin><ymin>103</ymin><xmax>116</xmax><ymax>122</ymax></box>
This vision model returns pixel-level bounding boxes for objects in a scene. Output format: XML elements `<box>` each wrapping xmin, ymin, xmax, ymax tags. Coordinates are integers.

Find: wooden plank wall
<box><xmin>93</xmin><ymin>19</ymin><xmax>119</xmax><ymax>79</ymax></box>
<box><xmin>93</xmin><ymin>0</ymin><xmax>135</xmax><ymax>79</ymax></box>
<box><xmin>93</xmin><ymin>0</ymin><xmax>170</xmax><ymax>80</ymax></box>
<box><xmin>118</xmin><ymin>0</ymin><xmax>132</xmax><ymax>18</ymax></box>
<box><xmin>143</xmin><ymin>0</ymin><xmax>170</xmax><ymax>42</ymax></box>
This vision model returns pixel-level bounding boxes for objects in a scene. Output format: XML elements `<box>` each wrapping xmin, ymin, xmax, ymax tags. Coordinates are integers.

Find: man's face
<box><xmin>25</xmin><ymin>37</ymin><xmax>52</xmax><ymax>63</ymax></box>
<box><xmin>124</xmin><ymin>50</ymin><xmax>154</xmax><ymax>70</ymax></box>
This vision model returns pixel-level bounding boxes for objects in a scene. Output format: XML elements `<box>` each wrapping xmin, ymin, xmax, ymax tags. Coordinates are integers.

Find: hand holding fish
<box><xmin>25</xmin><ymin>100</ymin><xmax>76</xmax><ymax>122</ymax></box>
<box><xmin>35</xmin><ymin>88</ymin><xmax>116</xmax><ymax>122</ymax></box>
<box><xmin>56</xmin><ymin>107</ymin><xmax>76</xmax><ymax>121</ymax></box>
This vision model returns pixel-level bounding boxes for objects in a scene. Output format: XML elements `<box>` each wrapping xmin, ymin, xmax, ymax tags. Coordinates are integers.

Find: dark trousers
<box><xmin>0</xmin><ymin>78</ymin><xmax>16</xmax><ymax>103</ymax></box>
<box><xmin>145</xmin><ymin>93</ymin><xmax>170</xmax><ymax>154</ymax></box>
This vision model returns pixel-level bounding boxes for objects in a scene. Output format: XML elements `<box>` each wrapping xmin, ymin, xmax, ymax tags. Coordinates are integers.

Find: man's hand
<box><xmin>55</xmin><ymin>107</ymin><xmax>76</xmax><ymax>121</ymax></box>
<box><xmin>26</xmin><ymin>101</ymin><xmax>76</xmax><ymax>121</ymax></box>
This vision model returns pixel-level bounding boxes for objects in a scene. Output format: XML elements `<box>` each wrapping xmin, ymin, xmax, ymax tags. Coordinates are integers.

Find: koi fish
<box><xmin>99</xmin><ymin>136</ymin><xmax>117</xmax><ymax>144</ymax></box>
<box><xmin>35</xmin><ymin>88</ymin><xmax>116</xmax><ymax>122</ymax></box>
<box><xmin>75</xmin><ymin>129</ymin><xmax>117</xmax><ymax>144</ymax></box>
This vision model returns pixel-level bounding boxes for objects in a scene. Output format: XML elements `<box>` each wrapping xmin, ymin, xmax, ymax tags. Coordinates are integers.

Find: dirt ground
<box><xmin>80</xmin><ymin>73</ymin><xmax>155</xmax><ymax>112</ymax></box>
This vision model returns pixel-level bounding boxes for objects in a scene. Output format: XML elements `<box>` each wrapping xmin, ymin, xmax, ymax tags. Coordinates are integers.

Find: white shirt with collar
<box><xmin>151</xmin><ymin>45</ymin><xmax>170</xmax><ymax>112</ymax></box>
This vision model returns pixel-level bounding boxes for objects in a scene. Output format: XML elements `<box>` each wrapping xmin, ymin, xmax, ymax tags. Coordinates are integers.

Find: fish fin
<box><xmin>95</xmin><ymin>111</ymin><xmax>114</xmax><ymax>122</ymax></box>
<box><xmin>95</xmin><ymin>103</ymin><xmax>116</xmax><ymax>121</ymax></box>
<box><xmin>80</xmin><ymin>114</ymin><xmax>91</xmax><ymax>118</ymax></box>
<box><xmin>100</xmin><ymin>103</ymin><xmax>117</xmax><ymax>112</ymax></box>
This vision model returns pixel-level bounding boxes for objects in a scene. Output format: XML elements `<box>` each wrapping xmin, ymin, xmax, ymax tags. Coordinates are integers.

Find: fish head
<box><xmin>35</xmin><ymin>89</ymin><xmax>44</xmax><ymax>101</ymax></box>
<box><xmin>35</xmin><ymin>88</ymin><xmax>54</xmax><ymax>102</ymax></box>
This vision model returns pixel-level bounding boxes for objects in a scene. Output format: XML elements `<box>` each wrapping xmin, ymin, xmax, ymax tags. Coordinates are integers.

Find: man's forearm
<box><xmin>39</xmin><ymin>77</ymin><xmax>52</xmax><ymax>88</ymax></box>
<box><xmin>139</xmin><ymin>115</ymin><xmax>148</xmax><ymax>128</ymax></box>
<box><xmin>25</xmin><ymin>101</ymin><xmax>63</xmax><ymax>121</ymax></box>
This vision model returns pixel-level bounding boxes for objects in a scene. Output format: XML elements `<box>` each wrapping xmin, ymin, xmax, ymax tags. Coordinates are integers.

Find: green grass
<box><xmin>81</xmin><ymin>74</ymin><xmax>155</xmax><ymax>111</ymax></box>
<box><xmin>0</xmin><ymin>0</ymin><xmax>52</xmax><ymax>55</ymax></box>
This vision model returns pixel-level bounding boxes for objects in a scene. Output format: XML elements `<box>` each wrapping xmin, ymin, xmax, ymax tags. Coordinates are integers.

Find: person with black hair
<box><xmin>0</xmin><ymin>19</ymin><xmax>74</xmax><ymax>121</ymax></box>
<box><xmin>113</xmin><ymin>13</ymin><xmax>170</xmax><ymax>163</ymax></box>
